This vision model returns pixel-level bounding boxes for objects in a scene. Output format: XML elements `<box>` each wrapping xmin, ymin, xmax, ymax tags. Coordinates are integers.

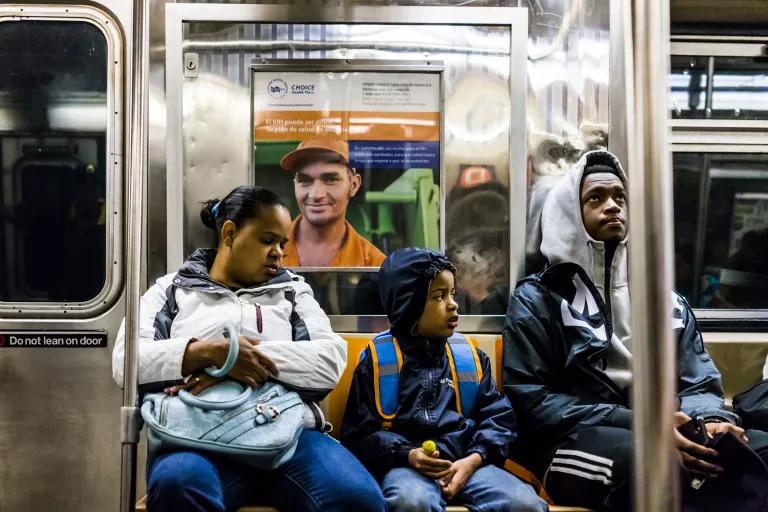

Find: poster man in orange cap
<box><xmin>280</xmin><ymin>139</ymin><xmax>386</xmax><ymax>267</ymax></box>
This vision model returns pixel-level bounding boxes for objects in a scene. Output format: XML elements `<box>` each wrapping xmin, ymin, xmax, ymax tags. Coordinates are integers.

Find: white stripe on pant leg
<box><xmin>547</xmin><ymin>465</ymin><xmax>613</xmax><ymax>485</ymax></box>
<box><xmin>555</xmin><ymin>449</ymin><xmax>615</xmax><ymax>467</ymax></box>
<box><xmin>550</xmin><ymin>457</ymin><xmax>613</xmax><ymax>477</ymax></box>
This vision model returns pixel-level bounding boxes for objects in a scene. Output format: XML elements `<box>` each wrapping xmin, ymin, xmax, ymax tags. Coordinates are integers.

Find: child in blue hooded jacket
<box><xmin>341</xmin><ymin>248</ymin><xmax>547</xmax><ymax>512</ymax></box>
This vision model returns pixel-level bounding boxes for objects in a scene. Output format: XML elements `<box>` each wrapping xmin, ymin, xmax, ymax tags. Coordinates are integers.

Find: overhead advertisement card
<box><xmin>252</xmin><ymin>67</ymin><xmax>441</xmax><ymax>269</ymax></box>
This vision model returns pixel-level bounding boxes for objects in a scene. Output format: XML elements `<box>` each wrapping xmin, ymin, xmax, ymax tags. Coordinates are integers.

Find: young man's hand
<box><xmin>673</xmin><ymin>412</ymin><xmax>723</xmax><ymax>479</ymax></box>
<box><xmin>705</xmin><ymin>421</ymin><xmax>748</xmax><ymax>444</ymax></box>
<box><xmin>439</xmin><ymin>452</ymin><xmax>483</xmax><ymax>500</ymax></box>
<box><xmin>408</xmin><ymin>448</ymin><xmax>454</xmax><ymax>480</ymax></box>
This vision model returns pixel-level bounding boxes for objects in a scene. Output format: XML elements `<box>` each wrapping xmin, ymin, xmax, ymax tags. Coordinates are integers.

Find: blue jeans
<box><xmin>147</xmin><ymin>430</ymin><xmax>385</xmax><ymax>512</ymax></box>
<box><xmin>381</xmin><ymin>465</ymin><xmax>547</xmax><ymax>512</ymax></box>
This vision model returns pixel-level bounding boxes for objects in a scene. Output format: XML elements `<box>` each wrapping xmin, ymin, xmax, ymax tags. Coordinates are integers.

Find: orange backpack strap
<box><xmin>503</xmin><ymin>458</ymin><xmax>554</xmax><ymax>505</ymax></box>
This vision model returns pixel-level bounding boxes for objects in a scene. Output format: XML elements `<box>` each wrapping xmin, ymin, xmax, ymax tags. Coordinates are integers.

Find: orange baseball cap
<box><xmin>279</xmin><ymin>138</ymin><xmax>350</xmax><ymax>171</ymax></box>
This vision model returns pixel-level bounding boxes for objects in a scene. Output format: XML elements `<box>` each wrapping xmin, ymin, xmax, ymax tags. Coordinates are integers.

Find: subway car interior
<box><xmin>1</xmin><ymin>1</ymin><xmax>768</xmax><ymax>511</ymax></box>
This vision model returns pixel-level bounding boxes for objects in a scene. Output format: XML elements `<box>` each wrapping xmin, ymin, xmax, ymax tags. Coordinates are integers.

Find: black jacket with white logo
<box><xmin>502</xmin><ymin>262</ymin><xmax>738</xmax><ymax>473</ymax></box>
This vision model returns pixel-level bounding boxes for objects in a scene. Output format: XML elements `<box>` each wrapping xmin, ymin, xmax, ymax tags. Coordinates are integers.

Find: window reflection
<box><xmin>711</xmin><ymin>56</ymin><xmax>768</xmax><ymax>120</ymax></box>
<box><xmin>670</xmin><ymin>55</ymin><xmax>708</xmax><ymax>118</ymax></box>
<box><xmin>0</xmin><ymin>21</ymin><xmax>107</xmax><ymax>302</ymax></box>
<box><xmin>670</xmin><ymin>54</ymin><xmax>768</xmax><ymax>120</ymax></box>
<box><xmin>673</xmin><ymin>153</ymin><xmax>768</xmax><ymax>309</ymax></box>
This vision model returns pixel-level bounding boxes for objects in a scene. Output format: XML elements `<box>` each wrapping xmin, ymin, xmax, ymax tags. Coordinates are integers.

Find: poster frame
<box><xmin>165</xmin><ymin>4</ymin><xmax>528</xmax><ymax>331</ymax></box>
<box><xmin>249</xmin><ymin>59</ymin><xmax>445</xmax><ymax>272</ymax></box>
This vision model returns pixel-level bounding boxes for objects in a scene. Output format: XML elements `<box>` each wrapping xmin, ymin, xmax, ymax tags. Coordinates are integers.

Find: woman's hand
<box><xmin>227</xmin><ymin>336</ymin><xmax>279</xmax><ymax>388</ymax></box>
<box><xmin>181</xmin><ymin>336</ymin><xmax>279</xmax><ymax>389</ymax></box>
<box><xmin>164</xmin><ymin>372</ymin><xmax>223</xmax><ymax>395</ymax></box>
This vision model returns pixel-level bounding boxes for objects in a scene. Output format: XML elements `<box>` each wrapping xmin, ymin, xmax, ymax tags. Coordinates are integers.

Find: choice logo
<box><xmin>267</xmin><ymin>78</ymin><xmax>288</xmax><ymax>99</ymax></box>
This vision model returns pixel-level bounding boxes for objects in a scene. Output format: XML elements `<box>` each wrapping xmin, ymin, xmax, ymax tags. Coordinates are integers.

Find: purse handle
<box><xmin>177</xmin><ymin>324</ymin><xmax>252</xmax><ymax>410</ymax></box>
<box><xmin>204</xmin><ymin>324</ymin><xmax>240</xmax><ymax>378</ymax></box>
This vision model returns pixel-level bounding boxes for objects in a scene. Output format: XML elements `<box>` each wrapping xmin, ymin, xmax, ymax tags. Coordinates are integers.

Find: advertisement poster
<box><xmin>252</xmin><ymin>69</ymin><xmax>441</xmax><ymax>268</ymax></box>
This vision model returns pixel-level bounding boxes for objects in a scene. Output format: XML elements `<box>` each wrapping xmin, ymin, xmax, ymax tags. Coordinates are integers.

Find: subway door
<box><xmin>0</xmin><ymin>3</ymin><xmax>131</xmax><ymax>511</ymax></box>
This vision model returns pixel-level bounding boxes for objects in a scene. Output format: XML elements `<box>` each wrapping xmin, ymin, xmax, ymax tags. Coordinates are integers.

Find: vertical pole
<box><xmin>627</xmin><ymin>0</ymin><xmax>680</xmax><ymax>511</ymax></box>
<box><xmin>120</xmin><ymin>1</ymin><xmax>149</xmax><ymax>512</ymax></box>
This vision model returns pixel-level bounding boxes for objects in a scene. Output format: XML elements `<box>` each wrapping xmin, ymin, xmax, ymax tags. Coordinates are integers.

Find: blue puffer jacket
<box><xmin>341</xmin><ymin>248</ymin><xmax>517</xmax><ymax>479</ymax></box>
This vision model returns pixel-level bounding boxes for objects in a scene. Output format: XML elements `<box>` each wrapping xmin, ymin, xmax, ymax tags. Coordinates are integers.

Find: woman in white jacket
<box><xmin>113</xmin><ymin>185</ymin><xmax>384</xmax><ymax>512</ymax></box>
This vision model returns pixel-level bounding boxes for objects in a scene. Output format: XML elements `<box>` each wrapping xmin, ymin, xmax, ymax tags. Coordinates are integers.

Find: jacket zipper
<box><xmin>256</xmin><ymin>304</ymin><xmax>263</xmax><ymax>333</ymax></box>
<box><xmin>425</xmin><ymin>367</ymin><xmax>432</xmax><ymax>423</ymax></box>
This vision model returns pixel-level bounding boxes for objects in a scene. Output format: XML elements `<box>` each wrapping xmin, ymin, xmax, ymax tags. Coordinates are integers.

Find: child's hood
<box><xmin>378</xmin><ymin>248</ymin><xmax>455</xmax><ymax>338</ymax></box>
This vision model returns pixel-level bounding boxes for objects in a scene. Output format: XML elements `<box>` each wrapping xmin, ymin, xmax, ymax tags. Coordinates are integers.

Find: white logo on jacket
<box><xmin>559</xmin><ymin>275</ymin><xmax>686</xmax><ymax>340</ymax></box>
<box><xmin>560</xmin><ymin>274</ymin><xmax>608</xmax><ymax>341</ymax></box>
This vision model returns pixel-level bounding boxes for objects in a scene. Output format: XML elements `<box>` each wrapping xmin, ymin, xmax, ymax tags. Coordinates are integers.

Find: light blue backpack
<box><xmin>140</xmin><ymin>326</ymin><xmax>309</xmax><ymax>469</ymax></box>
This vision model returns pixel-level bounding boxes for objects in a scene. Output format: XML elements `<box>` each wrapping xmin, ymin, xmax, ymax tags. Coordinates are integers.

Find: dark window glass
<box><xmin>673</xmin><ymin>153</ymin><xmax>768</xmax><ymax>309</ymax></box>
<box><xmin>670</xmin><ymin>55</ymin><xmax>768</xmax><ymax>120</ymax></box>
<box><xmin>670</xmin><ymin>55</ymin><xmax>708</xmax><ymax>118</ymax></box>
<box><xmin>0</xmin><ymin>21</ymin><xmax>108</xmax><ymax>302</ymax></box>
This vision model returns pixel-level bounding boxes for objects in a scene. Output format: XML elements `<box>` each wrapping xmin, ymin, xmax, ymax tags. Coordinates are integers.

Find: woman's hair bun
<box><xmin>200</xmin><ymin>198</ymin><xmax>220</xmax><ymax>230</ymax></box>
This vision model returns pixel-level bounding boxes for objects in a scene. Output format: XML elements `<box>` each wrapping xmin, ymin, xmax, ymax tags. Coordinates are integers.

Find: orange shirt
<box><xmin>282</xmin><ymin>215</ymin><xmax>386</xmax><ymax>268</ymax></box>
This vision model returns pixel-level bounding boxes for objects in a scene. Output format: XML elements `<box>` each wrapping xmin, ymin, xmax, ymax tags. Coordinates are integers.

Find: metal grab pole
<box><xmin>120</xmin><ymin>1</ymin><xmax>149</xmax><ymax>512</ymax></box>
<box><xmin>626</xmin><ymin>0</ymin><xmax>680</xmax><ymax>511</ymax></box>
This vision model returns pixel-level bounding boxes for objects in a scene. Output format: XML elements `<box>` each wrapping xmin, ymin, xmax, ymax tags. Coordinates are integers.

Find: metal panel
<box><xmin>0</xmin><ymin>2</ymin><xmax>132</xmax><ymax>511</ymax></box>
<box><xmin>165</xmin><ymin>3</ymin><xmax>528</xmax><ymax>319</ymax></box>
<box><xmin>524</xmin><ymin>0</ymin><xmax>611</xmax><ymax>272</ymax></box>
<box><xmin>671</xmin><ymin>41</ymin><xmax>768</xmax><ymax>57</ymax></box>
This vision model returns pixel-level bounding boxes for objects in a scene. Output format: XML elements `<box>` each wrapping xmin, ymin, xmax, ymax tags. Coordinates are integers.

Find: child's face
<box><xmin>415</xmin><ymin>269</ymin><xmax>459</xmax><ymax>338</ymax></box>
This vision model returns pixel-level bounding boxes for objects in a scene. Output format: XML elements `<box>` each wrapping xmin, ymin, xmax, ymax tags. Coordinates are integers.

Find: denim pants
<box><xmin>147</xmin><ymin>430</ymin><xmax>385</xmax><ymax>512</ymax></box>
<box><xmin>381</xmin><ymin>464</ymin><xmax>547</xmax><ymax>512</ymax></box>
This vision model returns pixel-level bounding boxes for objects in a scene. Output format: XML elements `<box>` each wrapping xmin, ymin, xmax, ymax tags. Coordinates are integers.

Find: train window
<box><xmin>670</xmin><ymin>56</ymin><xmax>709</xmax><ymax>118</ymax></box>
<box><xmin>673</xmin><ymin>152</ymin><xmax>768</xmax><ymax>310</ymax></box>
<box><xmin>670</xmin><ymin>55</ymin><xmax>768</xmax><ymax>120</ymax></box>
<box><xmin>0</xmin><ymin>14</ymin><xmax>120</xmax><ymax>310</ymax></box>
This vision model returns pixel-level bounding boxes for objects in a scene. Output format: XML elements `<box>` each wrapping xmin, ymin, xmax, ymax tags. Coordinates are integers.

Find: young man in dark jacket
<box><xmin>503</xmin><ymin>150</ymin><xmax>763</xmax><ymax>510</ymax></box>
<box><xmin>343</xmin><ymin>248</ymin><xmax>546</xmax><ymax>512</ymax></box>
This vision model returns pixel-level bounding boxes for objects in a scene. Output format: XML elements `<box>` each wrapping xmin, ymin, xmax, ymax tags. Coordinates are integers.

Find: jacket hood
<box><xmin>378</xmin><ymin>248</ymin><xmax>455</xmax><ymax>338</ymax></box>
<box><xmin>540</xmin><ymin>150</ymin><xmax>628</xmax><ymax>272</ymax></box>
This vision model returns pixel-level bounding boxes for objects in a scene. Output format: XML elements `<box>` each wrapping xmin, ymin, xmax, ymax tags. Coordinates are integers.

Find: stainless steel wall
<box><xmin>147</xmin><ymin>0</ymin><xmax>613</xmax><ymax>283</ymax></box>
<box><xmin>0</xmin><ymin>1</ymin><xmax>612</xmax><ymax>511</ymax></box>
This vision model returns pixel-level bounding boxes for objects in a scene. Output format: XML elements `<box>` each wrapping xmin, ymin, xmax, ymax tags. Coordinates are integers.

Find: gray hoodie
<box><xmin>539</xmin><ymin>150</ymin><xmax>633</xmax><ymax>388</ymax></box>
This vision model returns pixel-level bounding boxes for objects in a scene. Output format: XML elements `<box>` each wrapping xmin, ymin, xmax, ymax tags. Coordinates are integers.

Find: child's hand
<box><xmin>439</xmin><ymin>453</ymin><xmax>483</xmax><ymax>499</ymax></box>
<box><xmin>408</xmin><ymin>448</ymin><xmax>454</xmax><ymax>480</ymax></box>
